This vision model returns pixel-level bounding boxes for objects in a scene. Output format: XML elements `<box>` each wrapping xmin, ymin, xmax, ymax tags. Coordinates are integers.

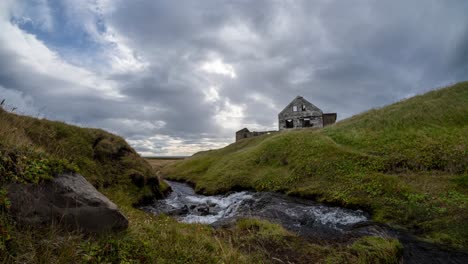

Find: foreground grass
<box><xmin>0</xmin><ymin>186</ymin><xmax>401</xmax><ymax>263</ymax></box>
<box><xmin>0</xmin><ymin>94</ymin><xmax>403</xmax><ymax>263</ymax></box>
<box><xmin>163</xmin><ymin>82</ymin><xmax>468</xmax><ymax>248</ymax></box>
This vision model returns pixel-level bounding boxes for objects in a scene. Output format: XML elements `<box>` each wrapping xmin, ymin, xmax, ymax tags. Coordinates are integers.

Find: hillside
<box><xmin>163</xmin><ymin>82</ymin><xmax>468</xmax><ymax>248</ymax></box>
<box><xmin>0</xmin><ymin>102</ymin><xmax>406</xmax><ymax>263</ymax></box>
<box><xmin>0</xmin><ymin>106</ymin><xmax>167</xmax><ymax>205</ymax></box>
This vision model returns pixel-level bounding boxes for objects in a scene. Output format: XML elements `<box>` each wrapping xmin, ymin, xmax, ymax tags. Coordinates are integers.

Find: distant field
<box><xmin>145</xmin><ymin>156</ymin><xmax>188</xmax><ymax>160</ymax></box>
<box><xmin>146</xmin><ymin>157</ymin><xmax>185</xmax><ymax>172</ymax></box>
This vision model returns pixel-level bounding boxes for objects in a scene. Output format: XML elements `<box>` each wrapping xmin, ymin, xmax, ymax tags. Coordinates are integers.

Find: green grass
<box><xmin>0</xmin><ymin>95</ymin><xmax>399</xmax><ymax>263</ymax></box>
<box><xmin>1</xmin><ymin>83</ymin><xmax>466</xmax><ymax>262</ymax></box>
<box><xmin>1</xmin><ymin>185</ymin><xmax>401</xmax><ymax>263</ymax></box>
<box><xmin>0</xmin><ymin>100</ymin><xmax>402</xmax><ymax>263</ymax></box>
<box><xmin>163</xmin><ymin>82</ymin><xmax>468</xmax><ymax>248</ymax></box>
<box><xmin>0</xmin><ymin>106</ymin><xmax>165</xmax><ymax>204</ymax></box>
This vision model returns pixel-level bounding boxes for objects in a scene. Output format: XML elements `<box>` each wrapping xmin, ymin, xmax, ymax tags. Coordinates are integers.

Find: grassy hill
<box><xmin>0</xmin><ymin>105</ymin><xmax>168</xmax><ymax>205</ymax></box>
<box><xmin>0</xmin><ymin>102</ymin><xmax>403</xmax><ymax>263</ymax></box>
<box><xmin>163</xmin><ymin>82</ymin><xmax>468</xmax><ymax>248</ymax></box>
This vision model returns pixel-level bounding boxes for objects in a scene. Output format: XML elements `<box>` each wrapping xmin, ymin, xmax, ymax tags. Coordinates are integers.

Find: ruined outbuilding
<box><xmin>235</xmin><ymin>128</ymin><xmax>275</xmax><ymax>142</ymax></box>
<box><xmin>278</xmin><ymin>96</ymin><xmax>336</xmax><ymax>130</ymax></box>
<box><xmin>235</xmin><ymin>96</ymin><xmax>336</xmax><ymax>142</ymax></box>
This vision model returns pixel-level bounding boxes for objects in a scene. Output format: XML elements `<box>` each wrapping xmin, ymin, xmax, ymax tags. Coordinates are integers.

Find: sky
<box><xmin>0</xmin><ymin>0</ymin><xmax>467</xmax><ymax>156</ymax></box>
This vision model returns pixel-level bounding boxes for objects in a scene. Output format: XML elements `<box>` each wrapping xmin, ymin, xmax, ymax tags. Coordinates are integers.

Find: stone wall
<box><xmin>235</xmin><ymin>129</ymin><xmax>276</xmax><ymax>142</ymax></box>
<box><xmin>323</xmin><ymin>113</ymin><xmax>337</xmax><ymax>127</ymax></box>
<box><xmin>278</xmin><ymin>96</ymin><xmax>323</xmax><ymax>131</ymax></box>
<box><xmin>236</xmin><ymin>96</ymin><xmax>337</xmax><ymax>141</ymax></box>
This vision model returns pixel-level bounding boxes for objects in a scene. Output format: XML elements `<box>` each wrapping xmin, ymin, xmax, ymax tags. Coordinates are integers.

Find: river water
<box><xmin>143</xmin><ymin>180</ymin><xmax>468</xmax><ymax>263</ymax></box>
<box><xmin>143</xmin><ymin>180</ymin><xmax>378</xmax><ymax>241</ymax></box>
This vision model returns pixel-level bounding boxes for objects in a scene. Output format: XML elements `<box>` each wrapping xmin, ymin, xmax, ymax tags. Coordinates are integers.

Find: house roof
<box><xmin>278</xmin><ymin>95</ymin><xmax>322</xmax><ymax>116</ymax></box>
<box><xmin>236</xmin><ymin>128</ymin><xmax>250</xmax><ymax>133</ymax></box>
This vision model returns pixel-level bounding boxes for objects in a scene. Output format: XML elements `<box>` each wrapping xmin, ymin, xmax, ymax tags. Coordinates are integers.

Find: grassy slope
<box><xmin>0</xmin><ymin>108</ymin><xmax>170</xmax><ymax>204</ymax></box>
<box><xmin>163</xmin><ymin>82</ymin><xmax>468</xmax><ymax>248</ymax></box>
<box><xmin>0</xmin><ymin>106</ymin><xmax>401</xmax><ymax>263</ymax></box>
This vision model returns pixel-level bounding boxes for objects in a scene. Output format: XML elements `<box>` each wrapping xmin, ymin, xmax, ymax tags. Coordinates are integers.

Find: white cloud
<box><xmin>0</xmin><ymin>85</ymin><xmax>37</xmax><ymax>115</ymax></box>
<box><xmin>1</xmin><ymin>17</ymin><xmax>123</xmax><ymax>99</ymax></box>
<box><xmin>201</xmin><ymin>58</ymin><xmax>237</xmax><ymax>78</ymax></box>
<box><xmin>129</xmin><ymin>134</ymin><xmax>231</xmax><ymax>157</ymax></box>
<box><xmin>203</xmin><ymin>86</ymin><xmax>220</xmax><ymax>102</ymax></box>
<box><xmin>214</xmin><ymin>100</ymin><xmax>245</xmax><ymax>131</ymax></box>
<box><xmin>248</xmin><ymin>92</ymin><xmax>278</xmax><ymax>110</ymax></box>
<box><xmin>8</xmin><ymin>0</ymin><xmax>54</xmax><ymax>32</ymax></box>
<box><xmin>1</xmin><ymin>0</ymin><xmax>467</xmax><ymax>157</ymax></box>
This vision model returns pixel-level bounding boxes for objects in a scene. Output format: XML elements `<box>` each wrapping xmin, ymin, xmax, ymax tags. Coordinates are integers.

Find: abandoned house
<box><xmin>235</xmin><ymin>128</ymin><xmax>275</xmax><ymax>142</ymax></box>
<box><xmin>278</xmin><ymin>96</ymin><xmax>336</xmax><ymax>130</ymax></box>
<box><xmin>235</xmin><ymin>96</ymin><xmax>336</xmax><ymax>142</ymax></box>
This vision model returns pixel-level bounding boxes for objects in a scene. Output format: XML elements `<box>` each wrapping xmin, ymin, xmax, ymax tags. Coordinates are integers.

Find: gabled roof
<box><xmin>278</xmin><ymin>95</ymin><xmax>322</xmax><ymax>116</ymax></box>
<box><xmin>236</xmin><ymin>128</ymin><xmax>250</xmax><ymax>133</ymax></box>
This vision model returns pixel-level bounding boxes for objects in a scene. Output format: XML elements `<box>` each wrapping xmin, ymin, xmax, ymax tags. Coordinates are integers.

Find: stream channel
<box><xmin>143</xmin><ymin>180</ymin><xmax>468</xmax><ymax>263</ymax></box>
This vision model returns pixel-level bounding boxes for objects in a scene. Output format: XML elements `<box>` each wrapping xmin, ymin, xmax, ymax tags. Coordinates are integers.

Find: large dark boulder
<box><xmin>6</xmin><ymin>173</ymin><xmax>128</xmax><ymax>232</ymax></box>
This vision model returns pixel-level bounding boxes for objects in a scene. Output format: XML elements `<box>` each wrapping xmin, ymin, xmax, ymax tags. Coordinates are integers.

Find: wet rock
<box><xmin>7</xmin><ymin>173</ymin><xmax>128</xmax><ymax>233</ymax></box>
<box><xmin>350</xmin><ymin>222</ymin><xmax>396</xmax><ymax>239</ymax></box>
<box><xmin>196</xmin><ymin>205</ymin><xmax>210</xmax><ymax>216</ymax></box>
<box><xmin>166</xmin><ymin>205</ymin><xmax>189</xmax><ymax>216</ymax></box>
<box><xmin>210</xmin><ymin>217</ymin><xmax>238</xmax><ymax>229</ymax></box>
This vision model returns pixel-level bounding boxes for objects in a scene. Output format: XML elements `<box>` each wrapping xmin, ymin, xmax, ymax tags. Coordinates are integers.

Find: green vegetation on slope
<box><xmin>163</xmin><ymin>82</ymin><xmax>468</xmax><ymax>248</ymax></box>
<box><xmin>0</xmin><ymin>103</ymin><xmax>401</xmax><ymax>263</ymax></box>
<box><xmin>0</xmin><ymin>106</ymin><xmax>167</xmax><ymax>204</ymax></box>
<box><xmin>1</xmin><ymin>185</ymin><xmax>401</xmax><ymax>263</ymax></box>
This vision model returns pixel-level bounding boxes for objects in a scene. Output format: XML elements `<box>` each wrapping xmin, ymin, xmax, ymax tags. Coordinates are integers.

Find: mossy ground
<box><xmin>163</xmin><ymin>82</ymin><xmax>468</xmax><ymax>249</ymax></box>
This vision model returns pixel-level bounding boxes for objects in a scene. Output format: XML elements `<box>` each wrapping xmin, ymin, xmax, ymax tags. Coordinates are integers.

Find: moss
<box><xmin>327</xmin><ymin>237</ymin><xmax>402</xmax><ymax>264</ymax></box>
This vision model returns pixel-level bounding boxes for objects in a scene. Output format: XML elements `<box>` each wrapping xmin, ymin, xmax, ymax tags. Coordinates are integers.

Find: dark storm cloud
<box><xmin>1</xmin><ymin>0</ymin><xmax>467</xmax><ymax>155</ymax></box>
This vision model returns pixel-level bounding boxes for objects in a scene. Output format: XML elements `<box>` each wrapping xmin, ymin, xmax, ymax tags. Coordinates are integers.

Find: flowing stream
<box><xmin>143</xmin><ymin>180</ymin><xmax>468</xmax><ymax>263</ymax></box>
<box><xmin>143</xmin><ymin>181</ymin><xmax>377</xmax><ymax>240</ymax></box>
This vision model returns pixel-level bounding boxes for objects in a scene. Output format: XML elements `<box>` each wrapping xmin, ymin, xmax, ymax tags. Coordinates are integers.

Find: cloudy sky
<box><xmin>0</xmin><ymin>0</ymin><xmax>467</xmax><ymax>156</ymax></box>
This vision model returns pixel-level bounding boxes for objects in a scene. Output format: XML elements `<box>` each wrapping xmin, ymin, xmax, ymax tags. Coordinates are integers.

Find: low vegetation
<box><xmin>163</xmin><ymin>82</ymin><xmax>468</xmax><ymax>249</ymax></box>
<box><xmin>0</xmin><ymin>104</ymin><xmax>168</xmax><ymax>204</ymax></box>
<box><xmin>2</xmin><ymin>185</ymin><xmax>402</xmax><ymax>263</ymax></box>
<box><xmin>0</xmin><ymin>99</ymin><xmax>401</xmax><ymax>263</ymax></box>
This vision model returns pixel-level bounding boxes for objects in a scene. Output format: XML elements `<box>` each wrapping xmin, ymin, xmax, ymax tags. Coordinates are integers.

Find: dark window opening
<box><xmin>303</xmin><ymin>118</ymin><xmax>312</xmax><ymax>127</ymax></box>
<box><xmin>302</xmin><ymin>104</ymin><xmax>306</xmax><ymax>111</ymax></box>
<box><xmin>286</xmin><ymin>120</ymin><xmax>294</xmax><ymax>128</ymax></box>
<box><xmin>244</xmin><ymin>133</ymin><xmax>248</xmax><ymax>138</ymax></box>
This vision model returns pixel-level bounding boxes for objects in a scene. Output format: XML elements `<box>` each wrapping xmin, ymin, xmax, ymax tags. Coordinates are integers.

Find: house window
<box><xmin>286</xmin><ymin>119</ymin><xmax>294</xmax><ymax>128</ymax></box>
<box><xmin>302</xmin><ymin>104</ymin><xmax>306</xmax><ymax>111</ymax></box>
<box><xmin>303</xmin><ymin>118</ymin><xmax>312</xmax><ymax>127</ymax></box>
<box><xmin>292</xmin><ymin>106</ymin><xmax>298</xmax><ymax>112</ymax></box>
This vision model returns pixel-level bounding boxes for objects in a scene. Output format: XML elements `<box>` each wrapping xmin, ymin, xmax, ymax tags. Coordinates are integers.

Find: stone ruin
<box><xmin>235</xmin><ymin>96</ymin><xmax>336</xmax><ymax>142</ymax></box>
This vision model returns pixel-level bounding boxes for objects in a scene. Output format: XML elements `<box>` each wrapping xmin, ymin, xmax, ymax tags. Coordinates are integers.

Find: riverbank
<box><xmin>162</xmin><ymin>82</ymin><xmax>468</xmax><ymax>250</ymax></box>
<box><xmin>0</xmin><ymin>108</ymin><xmax>402</xmax><ymax>263</ymax></box>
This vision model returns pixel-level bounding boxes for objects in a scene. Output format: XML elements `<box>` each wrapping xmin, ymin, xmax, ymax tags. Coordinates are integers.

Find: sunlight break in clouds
<box><xmin>214</xmin><ymin>100</ymin><xmax>245</xmax><ymax>131</ymax></box>
<box><xmin>1</xmin><ymin>0</ymin><xmax>467</xmax><ymax>156</ymax></box>
<box><xmin>201</xmin><ymin>59</ymin><xmax>237</xmax><ymax>79</ymax></box>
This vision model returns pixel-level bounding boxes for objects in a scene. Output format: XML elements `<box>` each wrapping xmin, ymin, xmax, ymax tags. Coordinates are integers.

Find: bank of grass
<box><xmin>0</xmin><ymin>105</ymin><xmax>168</xmax><ymax>204</ymax></box>
<box><xmin>163</xmin><ymin>82</ymin><xmax>468</xmax><ymax>248</ymax></box>
<box><xmin>0</xmin><ymin>101</ymin><xmax>402</xmax><ymax>263</ymax></box>
<box><xmin>1</xmin><ymin>185</ymin><xmax>401</xmax><ymax>263</ymax></box>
